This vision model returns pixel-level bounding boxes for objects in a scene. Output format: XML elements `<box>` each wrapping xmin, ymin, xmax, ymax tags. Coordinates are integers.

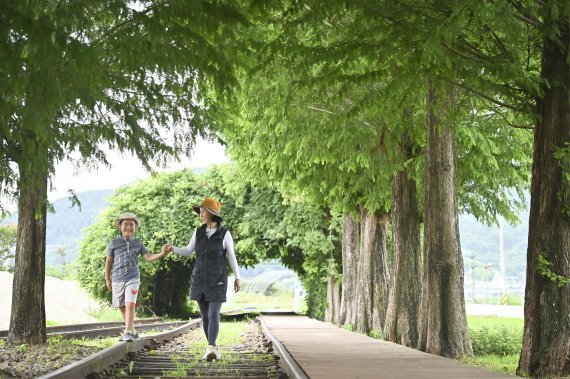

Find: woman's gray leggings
<box><xmin>197</xmin><ymin>298</ymin><xmax>223</xmax><ymax>346</ymax></box>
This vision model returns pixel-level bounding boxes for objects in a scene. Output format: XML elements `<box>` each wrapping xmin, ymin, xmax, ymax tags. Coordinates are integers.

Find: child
<box><xmin>105</xmin><ymin>212</ymin><xmax>168</xmax><ymax>341</ymax></box>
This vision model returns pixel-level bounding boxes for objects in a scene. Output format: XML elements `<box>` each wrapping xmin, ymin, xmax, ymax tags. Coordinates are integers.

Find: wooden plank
<box><xmin>260</xmin><ymin>315</ymin><xmax>518</xmax><ymax>379</ymax></box>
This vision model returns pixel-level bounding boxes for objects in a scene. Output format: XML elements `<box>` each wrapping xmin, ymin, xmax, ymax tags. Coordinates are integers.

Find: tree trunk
<box><xmin>418</xmin><ymin>79</ymin><xmax>472</xmax><ymax>358</ymax></box>
<box><xmin>340</xmin><ymin>214</ymin><xmax>359</xmax><ymax>326</ymax></box>
<box><xmin>353</xmin><ymin>207</ymin><xmax>390</xmax><ymax>334</ymax></box>
<box><xmin>517</xmin><ymin>14</ymin><xmax>570</xmax><ymax>377</ymax></box>
<box><xmin>325</xmin><ymin>274</ymin><xmax>340</xmax><ymax>324</ymax></box>
<box><xmin>152</xmin><ymin>260</ymin><xmax>194</xmax><ymax>318</ymax></box>
<box><xmin>8</xmin><ymin>145</ymin><xmax>49</xmax><ymax>345</ymax></box>
<box><xmin>372</xmin><ymin>213</ymin><xmax>390</xmax><ymax>331</ymax></box>
<box><xmin>384</xmin><ymin>137</ymin><xmax>422</xmax><ymax>347</ymax></box>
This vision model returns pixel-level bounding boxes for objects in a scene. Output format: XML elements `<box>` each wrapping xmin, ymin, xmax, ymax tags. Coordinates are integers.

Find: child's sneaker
<box><xmin>131</xmin><ymin>329</ymin><xmax>139</xmax><ymax>339</ymax></box>
<box><xmin>202</xmin><ymin>345</ymin><xmax>217</xmax><ymax>361</ymax></box>
<box><xmin>120</xmin><ymin>331</ymin><xmax>135</xmax><ymax>342</ymax></box>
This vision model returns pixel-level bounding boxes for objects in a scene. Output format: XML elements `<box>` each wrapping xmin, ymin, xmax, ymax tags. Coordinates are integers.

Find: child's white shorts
<box><xmin>111</xmin><ymin>279</ymin><xmax>140</xmax><ymax>308</ymax></box>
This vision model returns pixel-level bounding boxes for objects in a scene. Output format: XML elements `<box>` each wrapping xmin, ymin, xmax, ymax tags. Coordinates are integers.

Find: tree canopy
<box><xmin>78</xmin><ymin>164</ymin><xmax>341</xmax><ymax>318</ymax></box>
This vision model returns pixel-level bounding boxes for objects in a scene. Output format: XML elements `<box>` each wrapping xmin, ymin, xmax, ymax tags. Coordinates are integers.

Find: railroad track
<box><xmin>0</xmin><ymin>317</ymin><xmax>192</xmax><ymax>340</ymax></box>
<box><xmin>95</xmin><ymin>333</ymin><xmax>284</xmax><ymax>378</ymax></box>
<box><xmin>36</xmin><ymin>313</ymin><xmax>306</xmax><ymax>379</ymax></box>
<box><xmin>0</xmin><ymin>317</ymin><xmax>162</xmax><ymax>338</ymax></box>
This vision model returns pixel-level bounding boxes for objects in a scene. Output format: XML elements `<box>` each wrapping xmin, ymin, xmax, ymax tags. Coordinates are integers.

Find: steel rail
<box><xmin>0</xmin><ymin>317</ymin><xmax>162</xmax><ymax>338</ymax></box>
<box><xmin>258</xmin><ymin>314</ymin><xmax>310</xmax><ymax>379</ymax></box>
<box><xmin>53</xmin><ymin>320</ymin><xmax>191</xmax><ymax>340</ymax></box>
<box><xmin>36</xmin><ymin>319</ymin><xmax>201</xmax><ymax>379</ymax></box>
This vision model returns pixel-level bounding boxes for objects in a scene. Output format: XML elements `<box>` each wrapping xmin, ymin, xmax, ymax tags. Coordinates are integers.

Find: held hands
<box><xmin>161</xmin><ymin>244</ymin><xmax>174</xmax><ymax>256</ymax></box>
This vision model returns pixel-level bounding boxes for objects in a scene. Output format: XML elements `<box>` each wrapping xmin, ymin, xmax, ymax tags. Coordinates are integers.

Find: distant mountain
<box><xmin>460</xmin><ymin>210</ymin><xmax>529</xmax><ymax>280</ymax></box>
<box><xmin>3</xmin><ymin>185</ymin><xmax>530</xmax><ymax>281</ymax></box>
<box><xmin>3</xmin><ymin>189</ymin><xmax>114</xmax><ymax>266</ymax></box>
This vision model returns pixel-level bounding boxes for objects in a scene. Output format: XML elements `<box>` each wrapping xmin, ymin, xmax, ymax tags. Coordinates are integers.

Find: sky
<box><xmin>50</xmin><ymin>138</ymin><xmax>228</xmax><ymax>202</ymax></box>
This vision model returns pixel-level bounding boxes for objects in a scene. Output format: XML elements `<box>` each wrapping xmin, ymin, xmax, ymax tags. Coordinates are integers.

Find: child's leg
<box><xmin>124</xmin><ymin>302</ymin><xmax>136</xmax><ymax>331</ymax></box>
<box><xmin>124</xmin><ymin>280</ymin><xmax>140</xmax><ymax>332</ymax></box>
<box><xmin>112</xmin><ymin>281</ymin><xmax>126</xmax><ymax>322</ymax></box>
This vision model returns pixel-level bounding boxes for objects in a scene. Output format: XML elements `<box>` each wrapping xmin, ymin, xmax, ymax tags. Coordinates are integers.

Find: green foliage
<box><xmin>0</xmin><ymin>0</ymin><xmax>247</xmax><ymax>211</ymax></box>
<box><xmin>301</xmin><ymin>274</ymin><xmax>327</xmax><ymax>321</ymax></box>
<box><xmin>235</xmin><ymin>184</ymin><xmax>342</xmax><ymax>277</ymax></box>
<box><xmin>0</xmin><ymin>223</ymin><xmax>16</xmax><ymax>272</ymax></box>
<box><xmin>537</xmin><ymin>251</ymin><xmax>570</xmax><ymax>287</ymax></box>
<box><xmin>456</xmin><ymin>101</ymin><xmax>533</xmax><ymax>226</ymax></box>
<box><xmin>78</xmin><ymin>163</ymin><xmax>340</xmax><ymax>316</ymax></box>
<box><xmin>77</xmin><ymin>169</ymin><xmax>204</xmax><ymax>310</ymax></box>
<box><xmin>470</xmin><ymin>326</ymin><xmax>522</xmax><ymax>356</ymax></box>
<box><xmin>215</xmin><ymin>0</ymin><xmax>533</xmax><ymax>228</ymax></box>
<box><xmin>368</xmin><ymin>329</ymin><xmax>383</xmax><ymax>339</ymax></box>
<box><xmin>468</xmin><ymin>316</ymin><xmax>523</xmax><ymax>358</ymax></box>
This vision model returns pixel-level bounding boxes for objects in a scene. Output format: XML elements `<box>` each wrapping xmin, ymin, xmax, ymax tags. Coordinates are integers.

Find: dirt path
<box><xmin>0</xmin><ymin>271</ymin><xmax>101</xmax><ymax>330</ymax></box>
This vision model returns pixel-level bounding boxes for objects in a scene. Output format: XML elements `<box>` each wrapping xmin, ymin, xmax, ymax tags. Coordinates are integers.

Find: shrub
<box><xmin>470</xmin><ymin>326</ymin><xmax>522</xmax><ymax>356</ymax></box>
<box><xmin>301</xmin><ymin>275</ymin><xmax>326</xmax><ymax>320</ymax></box>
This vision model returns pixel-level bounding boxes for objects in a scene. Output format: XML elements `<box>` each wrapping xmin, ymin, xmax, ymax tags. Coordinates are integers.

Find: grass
<box><xmin>462</xmin><ymin>354</ymin><xmax>520</xmax><ymax>375</ymax></box>
<box><xmin>467</xmin><ymin>316</ymin><xmax>523</xmax><ymax>331</ymax></box>
<box><xmin>464</xmin><ymin>315</ymin><xmax>523</xmax><ymax>376</ymax></box>
<box><xmin>71</xmin><ymin>336</ymin><xmax>117</xmax><ymax>350</ymax></box>
<box><xmin>88</xmin><ymin>305</ymin><xmax>123</xmax><ymax>322</ymax></box>
<box><xmin>223</xmin><ymin>290</ymin><xmax>295</xmax><ymax>312</ymax></box>
<box><xmin>162</xmin><ymin>320</ymin><xmax>253</xmax><ymax>377</ymax></box>
<box><xmin>216</xmin><ymin>320</ymin><xmax>248</xmax><ymax>345</ymax></box>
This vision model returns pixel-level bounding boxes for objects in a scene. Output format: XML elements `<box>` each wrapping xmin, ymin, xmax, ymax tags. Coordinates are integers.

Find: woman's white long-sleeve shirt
<box><xmin>173</xmin><ymin>228</ymin><xmax>240</xmax><ymax>279</ymax></box>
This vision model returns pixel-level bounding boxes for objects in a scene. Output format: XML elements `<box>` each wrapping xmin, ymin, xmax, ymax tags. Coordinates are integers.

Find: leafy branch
<box><xmin>554</xmin><ymin>142</ymin><xmax>570</xmax><ymax>217</ymax></box>
<box><xmin>537</xmin><ymin>251</ymin><xmax>570</xmax><ymax>287</ymax></box>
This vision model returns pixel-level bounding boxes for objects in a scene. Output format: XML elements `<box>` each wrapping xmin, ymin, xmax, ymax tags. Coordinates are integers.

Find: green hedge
<box><xmin>470</xmin><ymin>326</ymin><xmax>522</xmax><ymax>356</ymax></box>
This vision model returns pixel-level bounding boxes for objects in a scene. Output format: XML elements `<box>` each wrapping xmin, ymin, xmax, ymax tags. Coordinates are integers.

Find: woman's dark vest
<box><xmin>190</xmin><ymin>224</ymin><xmax>228</xmax><ymax>302</ymax></box>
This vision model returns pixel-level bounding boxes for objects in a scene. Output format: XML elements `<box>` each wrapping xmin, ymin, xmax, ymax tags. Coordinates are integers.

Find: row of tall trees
<box><xmin>2</xmin><ymin>0</ymin><xmax>567</xmax><ymax>377</ymax></box>
<box><xmin>216</xmin><ymin>0</ymin><xmax>530</xmax><ymax>345</ymax></box>
<box><xmin>201</xmin><ymin>1</ymin><xmax>568</xmax><ymax>377</ymax></box>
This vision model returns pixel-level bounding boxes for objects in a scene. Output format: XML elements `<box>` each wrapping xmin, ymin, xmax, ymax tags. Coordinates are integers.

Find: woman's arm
<box><xmin>224</xmin><ymin>232</ymin><xmax>241</xmax><ymax>292</ymax></box>
<box><xmin>168</xmin><ymin>230</ymin><xmax>197</xmax><ymax>256</ymax></box>
<box><xmin>224</xmin><ymin>232</ymin><xmax>240</xmax><ymax>279</ymax></box>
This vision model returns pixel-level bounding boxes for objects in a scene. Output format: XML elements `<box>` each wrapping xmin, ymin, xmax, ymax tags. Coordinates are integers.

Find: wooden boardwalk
<box><xmin>260</xmin><ymin>314</ymin><xmax>516</xmax><ymax>379</ymax></box>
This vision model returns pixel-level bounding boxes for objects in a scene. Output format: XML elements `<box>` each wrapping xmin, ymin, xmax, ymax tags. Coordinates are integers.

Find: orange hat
<box><xmin>193</xmin><ymin>197</ymin><xmax>222</xmax><ymax>220</ymax></box>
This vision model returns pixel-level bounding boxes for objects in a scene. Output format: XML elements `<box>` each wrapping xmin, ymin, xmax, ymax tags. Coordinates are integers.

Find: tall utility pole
<box><xmin>484</xmin><ymin>263</ymin><xmax>494</xmax><ymax>301</ymax></box>
<box><xmin>470</xmin><ymin>255</ymin><xmax>476</xmax><ymax>302</ymax></box>
<box><xmin>498</xmin><ymin>217</ymin><xmax>508</xmax><ymax>304</ymax></box>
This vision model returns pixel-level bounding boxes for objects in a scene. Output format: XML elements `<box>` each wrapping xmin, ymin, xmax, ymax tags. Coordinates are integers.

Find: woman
<box><xmin>163</xmin><ymin>197</ymin><xmax>240</xmax><ymax>361</ymax></box>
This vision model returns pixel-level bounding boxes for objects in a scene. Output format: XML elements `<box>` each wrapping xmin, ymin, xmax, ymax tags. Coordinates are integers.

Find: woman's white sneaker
<box><xmin>202</xmin><ymin>345</ymin><xmax>217</xmax><ymax>361</ymax></box>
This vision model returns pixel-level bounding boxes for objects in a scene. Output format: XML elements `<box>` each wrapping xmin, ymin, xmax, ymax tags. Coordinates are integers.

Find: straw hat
<box><xmin>114</xmin><ymin>212</ymin><xmax>141</xmax><ymax>229</ymax></box>
<box><xmin>193</xmin><ymin>197</ymin><xmax>222</xmax><ymax>221</ymax></box>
